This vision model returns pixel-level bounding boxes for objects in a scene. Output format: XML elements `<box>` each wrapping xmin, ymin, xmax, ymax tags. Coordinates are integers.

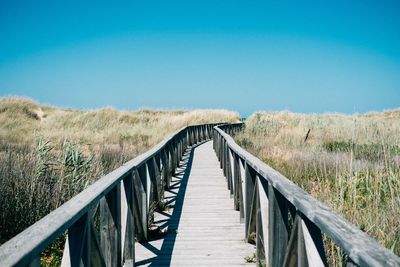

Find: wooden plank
<box><xmin>100</xmin><ymin>184</ymin><xmax>122</xmax><ymax>267</ymax></box>
<box><xmin>122</xmin><ymin>175</ymin><xmax>135</xmax><ymax>267</ymax></box>
<box><xmin>300</xmin><ymin>215</ymin><xmax>327</xmax><ymax>267</ymax></box>
<box><xmin>135</xmin><ymin>141</ymin><xmax>255</xmax><ymax>266</ymax></box>
<box><xmin>133</xmin><ymin>168</ymin><xmax>147</xmax><ymax>242</ymax></box>
<box><xmin>161</xmin><ymin>149</ymin><xmax>170</xmax><ymax>190</ymax></box>
<box><xmin>245</xmin><ymin>164</ymin><xmax>256</xmax><ymax>237</ymax></box>
<box><xmin>228</xmin><ymin>149</ymin><xmax>235</xmax><ymax>196</ymax></box>
<box><xmin>61</xmin><ymin>213</ymin><xmax>88</xmax><ymax>267</ymax></box>
<box><xmin>233</xmin><ymin>152</ymin><xmax>240</xmax><ymax>210</ymax></box>
<box><xmin>282</xmin><ymin>214</ymin><xmax>308</xmax><ymax>267</ymax></box>
<box><xmin>257</xmin><ymin>177</ymin><xmax>269</xmax><ymax>265</ymax></box>
<box><xmin>268</xmin><ymin>183</ymin><xmax>288</xmax><ymax>267</ymax></box>
<box><xmin>239</xmin><ymin>158</ymin><xmax>246</xmax><ymax>222</ymax></box>
<box><xmin>246</xmin><ymin>178</ymin><xmax>257</xmax><ymax>243</ymax></box>
<box><xmin>87</xmin><ymin>218</ymin><xmax>107</xmax><ymax>267</ymax></box>
<box><xmin>28</xmin><ymin>256</ymin><xmax>41</xmax><ymax>267</ymax></box>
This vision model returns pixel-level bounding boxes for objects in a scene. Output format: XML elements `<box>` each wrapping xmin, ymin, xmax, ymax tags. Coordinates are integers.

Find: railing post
<box><xmin>28</xmin><ymin>256</ymin><xmax>41</xmax><ymax>267</ymax></box>
<box><xmin>219</xmin><ymin>138</ymin><xmax>223</xmax><ymax>168</ymax></box>
<box><xmin>233</xmin><ymin>153</ymin><xmax>240</xmax><ymax>210</ymax></box>
<box><xmin>223</xmin><ymin>140</ymin><xmax>228</xmax><ymax>177</ymax></box>
<box><xmin>257</xmin><ymin>177</ymin><xmax>269</xmax><ymax>266</ymax></box>
<box><xmin>228</xmin><ymin>149</ymin><xmax>234</xmax><ymax>196</ymax></box>
<box><xmin>147</xmin><ymin>158</ymin><xmax>160</xmax><ymax>207</ymax></box>
<box><xmin>268</xmin><ymin>184</ymin><xmax>288</xmax><ymax>267</ymax></box>
<box><xmin>191</xmin><ymin>128</ymin><xmax>194</xmax><ymax>145</ymax></box>
<box><xmin>100</xmin><ymin>183</ymin><xmax>122</xmax><ymax>267</ymax></box>
<box><xmin>238</xmin><ymin>158</ymin><xmax>246</xmax><ymax>222</ymax></box>
<box><xmin>179</xmin><ymin>135</ymin><xmax>183</xmax><ymax>158</ymax></box>
<box><xmin>172</xmin><ymin>139</ymin><xmax>178</xmax><ymax>173</ymax></box>
<box><xmin>300</xmin><ymin>214</ymin><xmax>327</xmax><ymax>266</ymax></box>
<box><xmin>133</xmin><ymin>166</ymin><xmax>148</xmax><ymax>242</ymax></box>
<box><xmin>161</xmin><ymin>149</ymin><xmax>171</xmax><ymax>189</ymax></box>
<box><xmin>245</xmin><ymin>164</ymin><xmax>256</xmax><ymax>237</ymax></box>
<box><xmin>167</xmin><ymin>142</ymin><xmax>174</xmax><ymax>177</ymax></box>
<box><xmin>61</xmin><ymin>213</ymin><xmax>89</xmax><ymax>267</ymax></box>
<box><xmin>122</xmin><ymin>174</ymin><xmax>135</xmax><ymax>267</ymax></box>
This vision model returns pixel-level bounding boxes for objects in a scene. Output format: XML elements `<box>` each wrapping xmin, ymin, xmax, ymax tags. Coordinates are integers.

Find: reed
<box><xmin>236</xmin><ymin>110</ymin><xmax>400</xmax><ymax>264</ymax></box>
<box><xmin>0</xmin><ymin>97</ymin><xmax>239</xmax><ymax>245</ymax></box>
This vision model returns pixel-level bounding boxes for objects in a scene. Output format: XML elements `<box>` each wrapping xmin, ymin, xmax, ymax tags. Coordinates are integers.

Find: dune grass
<box><xmin>236</xmin><ymin>110</ymin><xmax>400</xmax><ymax>265</ymax></box>
<box><xmin>0</xmin><ymin>97</ymin><xmax>239</xmax><ymax>245</ymax></box>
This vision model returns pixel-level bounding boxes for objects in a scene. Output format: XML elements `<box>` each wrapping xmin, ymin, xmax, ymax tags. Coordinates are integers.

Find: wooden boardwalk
<box><xmin>135</xmin><ymin>140</ymin><xmax>256</xmax><ymax>266</ymax></box>
<box><xmin>2</xmin><ymin>123</ymin><xmax>398</xmax><ymax>267</ymax></box>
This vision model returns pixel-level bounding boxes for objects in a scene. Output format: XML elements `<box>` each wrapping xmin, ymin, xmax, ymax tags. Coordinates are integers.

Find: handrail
<box><xmin>0</xmin><ymin>123</ymin><xmax>223</xmax><ymax>267</ymax></box>
<box><xmin>214</xmin><ymin>124</ymin><xmax>400</xmax><ymax>267</ymax></box>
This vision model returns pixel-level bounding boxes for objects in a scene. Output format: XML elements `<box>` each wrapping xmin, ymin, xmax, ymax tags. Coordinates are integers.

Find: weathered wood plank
<box><xmin>122</xmin><ymin>175</ymin><xmax>135</xmax><ymax>267</ymax></box>
<box><xmin>61</xmin><ymin>213</ymin><xmax>88</xmax><ymax>267</ymax></box>
<box><xmin>100</xmin><ymin>184</ymin><xmax>122</xmax><ymax>267</ymax></box>
<box><xmin>268</xmin><ymin>183</ymin><xmax>289</xmax><ymax>267</ymax></box>
<box><xmin>257</xmin><ymin>177</ymin><xmax>269</xmax><ymax>265</ymax></box>
<box><xmin>135</xmin><ymin>141</ymin><xmax>255</xmax><ymax>266</ymax></box>
<box><xmin>245</xmin><ymin>164</ymin><xmax>256</xmax><ymax>239</ymax></box>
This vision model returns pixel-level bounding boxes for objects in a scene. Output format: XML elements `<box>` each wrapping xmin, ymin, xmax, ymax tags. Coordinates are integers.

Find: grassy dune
<box><xmin>0</xmin><ymin>97</ymin><xmax>239</xmax><ymax>244</ymax></box>
<box><xmin>236</xmin><ymin>111</ymin><xmax>400</xmax><ymax>264</ymax></box>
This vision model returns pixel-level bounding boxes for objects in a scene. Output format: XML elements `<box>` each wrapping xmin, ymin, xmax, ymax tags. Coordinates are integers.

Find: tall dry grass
<box><xmin>0</xmin><ymin>97</ymin><xmax>239</xmax><ymax>244</ymax></box>
<box><xmin>236</xmin><ymin>110</ymin><xmax>400</xmax><ymax>264</ymax></box>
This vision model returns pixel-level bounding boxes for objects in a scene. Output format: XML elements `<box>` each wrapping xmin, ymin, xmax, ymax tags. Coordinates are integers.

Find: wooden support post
<box><xmin>282</xmin><ymin>214</ymin><xmax>305</xmax><ymax>267</ymax></box>
<box><xmin>161</xmin><ymin>149</ymin><xmax>170</xmax><ymax>190</ymax></box>
<box><xmin>100</xmin><ymin>184</ymin><xmax>122</xmax><ymax>267</ymax></box>
<box><xmin>256</xmin><ymin>186</ymin><xmax>265</xmax><ymax>263</ymax></box>
<box><xmin>233</xmin><ymin>153</ymin><xmax>240</xmax><ymax>210</ymax></box>
<box><xmin>245</xmin><ymin>164</ymin><xmax>256</xmax><ymax>236</ymax></box>
<box><xmin>61</xmin><ymin>213</ymin><xmax>88</xmax><ymax>267</ymax></box>
<box><xmin>154</xmin><ymin>154</ymin><xmax>162</xmax><ymax>198</ymax></box>
<box><xmin>191</xmin><ymin>128</ymin><xmax>195</xmax><ymax>145</ymax></box>
<box><xmin>147</xmin><ymin>158</ymin><xmax>160</xmax><ymax>206</ymax></box>
<box><xmin>300</xmin><ymin>215</ymin><xmax>327</xmax><ymax>267</ymax></box>
<box><xmin>222</xmin><ymin>140</ymin><xmax>227</xmax><ymax>172</ymax></box>
<box><xmin>229</xmin><ymin>149</ymin><xmax>235</xmax><ymax>196</ymax></box>
<box><xmin>122</xmin><ymin>175</ymin><xmax>135</xmax><ymax>267</ymax></box>
<box><xmin>257</xmin><ymin>177</ymin><xmax>269</xmax><ymax>266</ymax></box>
<box><xmin>28</xmin><ymin>256</ymin><xmax>41</xmax><ymax>267</ymax></box>
<box><xmin>238</xmin><ymin>159</ymin><xmax>246</xmax><ymax>222</ymax></box>
<box><xmin>133</xmin><ymin>167</ymin><xmax>148</xmax><ymax>242</ymax></box>
<box><xmin>246</xmin><ymin>177</ymin><xmax>258</xmax><ymax>243</ymax></box>
<box><xmin>268</xmin><ymin>183</ymin><xmax>288</xmax><ymax>267</ymax></box>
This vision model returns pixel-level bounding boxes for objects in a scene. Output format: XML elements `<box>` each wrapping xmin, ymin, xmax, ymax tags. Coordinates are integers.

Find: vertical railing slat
<box><xmin>133</xmin><ymin>167</ymin><xmax>148</xmax><ymax>242</ymax></box>
<box><xmin>268</xmin><ymin>183</ymin><xmax>289</xmax><ymax>267</ymax></box>
<box><xmin>245</xmin><ymin>164</ymin><xmax>256</xmax><ymax>236</ymax></box>
<box><xmin>28</xmin><ymin>256</ymin><xmax>41</xmax><ymax>267</ymax></box>
<box><xmin>257</xmin><ymin>177</ymin><xmax>269</xmax><ymax>266</ymax></box>
<box><xmin>233</xmin><ymin>153</ymin><xmax>240</xmax><ymax>211</ymax></box>
<box><xmin>300</xmin><ymin>215</ymin><xmax>327</xmax><ymax>267</ymax></box>
<box><xmin>238</xmin><ymin>158</ymin><xmax>246</xmax><ymax>222</ymax></box>
<box><xmin>122</xmin><ymin>174</ymin><xmax>135</xmax><ymax>267</ymax></box>
<box><xmin>100</xmin><ymin>183</ymin><xmax>122</xmax><ymax>267</ymax></box>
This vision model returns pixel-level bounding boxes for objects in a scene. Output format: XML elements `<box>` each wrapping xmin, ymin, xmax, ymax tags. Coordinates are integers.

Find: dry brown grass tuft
<box><xmin>236</xmin><ymin>110</ymin><xmax>400</xmax><ymax>264</ymax></box>
<box><xmin>0</xmin><ymin>97</ymin><xmax>239</xmax><ymax>245</ymax></box>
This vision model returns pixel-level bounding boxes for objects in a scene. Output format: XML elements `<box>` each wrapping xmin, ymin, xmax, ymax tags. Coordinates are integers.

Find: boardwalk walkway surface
<box><xmin>135</xmin><ymin>140</ymin><xmax>256</xmax><ymax>266</ymax></box>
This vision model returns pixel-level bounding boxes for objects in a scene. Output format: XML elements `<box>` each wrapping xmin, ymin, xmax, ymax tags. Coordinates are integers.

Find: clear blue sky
<box><xmin>1</xmin><ymin>0</ymin><xmax>399</xmax><ymax>117</ymax></box>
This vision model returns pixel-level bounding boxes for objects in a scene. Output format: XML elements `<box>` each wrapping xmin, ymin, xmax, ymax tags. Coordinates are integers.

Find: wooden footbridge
<box><xmin>1</xmin><ymin>123</ymin><xmax>399</xmax><ymax>267</ymax></box>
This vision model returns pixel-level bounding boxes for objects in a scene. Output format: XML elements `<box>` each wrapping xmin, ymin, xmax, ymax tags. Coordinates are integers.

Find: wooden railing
<box><xmin>214</xmin><ymin>124</ymin><xmax>400</xmax><ymax>267</ymax></box>
<box><xmin>0</xmin><ymin>123</ymin><xmax>220</xmax><ymax>267</ymax></box>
